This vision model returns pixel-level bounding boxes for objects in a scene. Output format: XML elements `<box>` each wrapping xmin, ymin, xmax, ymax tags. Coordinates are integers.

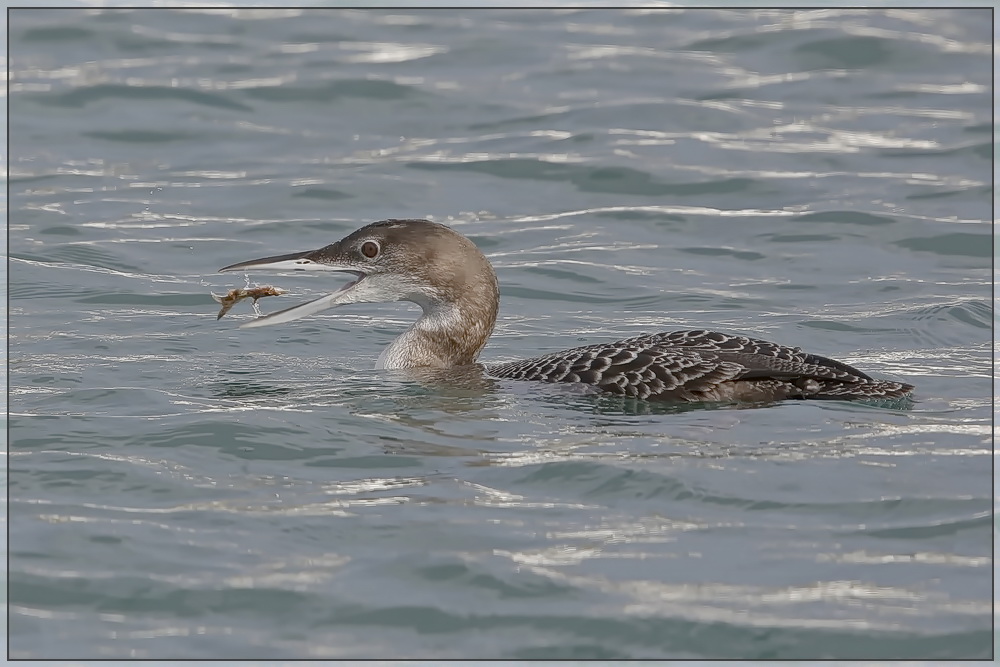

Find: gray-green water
<box><xmin>8</xmin><ymin>7</ymin><xmax>992</xmax><ymax>660</ymax></box>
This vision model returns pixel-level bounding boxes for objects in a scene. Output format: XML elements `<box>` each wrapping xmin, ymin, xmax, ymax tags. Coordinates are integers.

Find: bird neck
<box><xmin>376</xmin><ymin>288</ymin><xmax>499</xmax><ymax>370</ymax></box>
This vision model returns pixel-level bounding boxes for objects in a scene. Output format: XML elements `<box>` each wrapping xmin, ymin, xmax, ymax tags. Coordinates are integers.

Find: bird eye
<box><xmin>360</xmin><ymin>241</ymin><xmax>380</xmax><ymax>259</ymax></box>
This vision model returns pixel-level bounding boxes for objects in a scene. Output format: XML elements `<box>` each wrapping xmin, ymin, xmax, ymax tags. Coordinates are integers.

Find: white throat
<box><xmin>375</xmin><ymin>301</ymin><xmax>472</xmax><ymax>370</ymax></box>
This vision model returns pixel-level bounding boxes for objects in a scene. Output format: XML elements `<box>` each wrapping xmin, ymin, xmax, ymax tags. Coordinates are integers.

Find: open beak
<box><xmin>219</xmin><ymin>249</ymin><xmax>363</xmax><ymax>328</ymax></box>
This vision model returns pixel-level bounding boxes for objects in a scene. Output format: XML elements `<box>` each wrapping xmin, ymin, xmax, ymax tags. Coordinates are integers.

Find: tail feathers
<box><xmin>814</xmin><ymin>379</ymin><xmax>914</xmax><ymax>400</ymax></box>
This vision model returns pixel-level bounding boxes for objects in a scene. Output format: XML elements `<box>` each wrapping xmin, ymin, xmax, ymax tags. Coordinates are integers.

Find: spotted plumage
<box><xmin>487</xmin><ymin>330</ymin><xmax>913</xmax><ymax>402</ymax></box>
<box><xmin>220</xmin><ymin>219</ymin><xmax>914</xmax><ymax>405</ymax></box>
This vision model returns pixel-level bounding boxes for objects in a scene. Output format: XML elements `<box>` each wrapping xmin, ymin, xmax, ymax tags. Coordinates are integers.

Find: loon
<box><xmin>219</xmin><ymin>219</ymin><xmax>913</xmax><ymax>403</ymax></box>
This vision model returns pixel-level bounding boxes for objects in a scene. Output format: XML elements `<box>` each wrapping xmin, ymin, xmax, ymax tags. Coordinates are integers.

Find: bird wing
<box><xmin>487</xmin><ymin>337</ymin><xmax>744</xmax><ymax>400</ymax></box>
<box><xmin>487</xmin><ymin>329</ymin><xmax>890</xmax><ymax>400</ymax></box>
<box><xmin>630</xmin><ymin>329</ymin><xmax>874</xmax><ymax>380</ymax></box>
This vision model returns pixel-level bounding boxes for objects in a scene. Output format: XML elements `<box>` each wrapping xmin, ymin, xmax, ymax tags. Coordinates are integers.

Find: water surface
<box><xmin>8</xmin><ymin>7</ymin><xmax>992</xmax><ymax>659</ymax></box>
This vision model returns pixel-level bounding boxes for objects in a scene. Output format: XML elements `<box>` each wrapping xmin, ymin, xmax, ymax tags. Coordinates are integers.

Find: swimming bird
<box><xmin>219</xmin><ymin>219</ymin><xmax>913</xmax><ymax>403</ymax></box>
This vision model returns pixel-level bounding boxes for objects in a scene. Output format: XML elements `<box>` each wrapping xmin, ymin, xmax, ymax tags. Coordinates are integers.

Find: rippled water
<box><xmin>8</xmin><ymin>7</ymin><xmax>993</xmax><ymax>659</ymax></box>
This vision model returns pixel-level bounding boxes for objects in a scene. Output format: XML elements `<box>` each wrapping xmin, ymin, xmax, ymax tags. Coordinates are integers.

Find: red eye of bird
<box><xmin>361</xmin><ymin>241</ymin><xmax>380</xmax><ymax>258</ymax></box>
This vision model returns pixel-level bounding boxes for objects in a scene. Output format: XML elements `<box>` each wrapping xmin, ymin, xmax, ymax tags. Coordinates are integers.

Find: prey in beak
<box><xmin>217</xmin><ymin>220</ymin><xmax>457</xmax><ymax>333</ymax></box>
<box><xmin>218</xmin><ymin>246</ymin><xmax>367</xmax><ymax>328</ymax></box>
<box><xmin>216</xmin><ymin>219</ymin><xmax>499</xmax><ymax>369</ymax></box>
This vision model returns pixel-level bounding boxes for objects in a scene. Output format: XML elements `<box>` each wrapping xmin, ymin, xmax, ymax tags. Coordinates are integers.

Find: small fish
<box><xmin>212</xmin><ymin>285</ymin><xmax>287</xmax><ymax>320</ymax></box>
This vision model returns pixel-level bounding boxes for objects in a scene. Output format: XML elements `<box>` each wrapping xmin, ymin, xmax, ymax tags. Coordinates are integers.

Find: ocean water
<box><xmin>7</xmin><ymin>7</ymin><xmax>993</xmax><ymax>660</ymax></box>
